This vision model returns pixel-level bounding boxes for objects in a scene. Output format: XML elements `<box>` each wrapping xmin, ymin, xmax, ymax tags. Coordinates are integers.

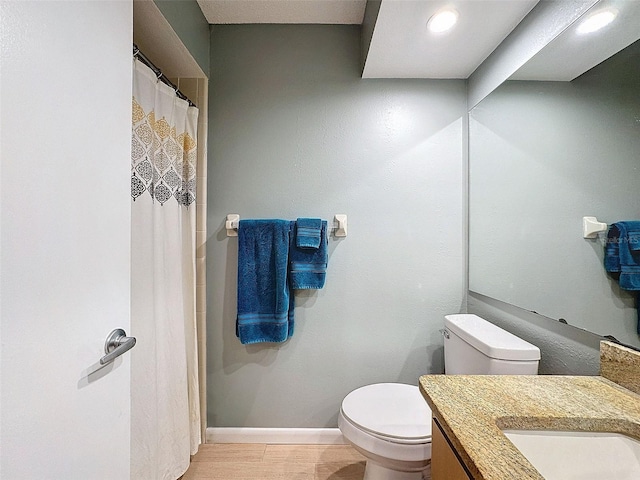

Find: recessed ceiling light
<box><xmin>427</xmin><ymin>8</ymin><xmax>459</xmax><ymax>34</ymax></box>
<box><xmin>576</xmin><ymin>9</ymin><xmax>617</xmax><ymax>35</ymax></box>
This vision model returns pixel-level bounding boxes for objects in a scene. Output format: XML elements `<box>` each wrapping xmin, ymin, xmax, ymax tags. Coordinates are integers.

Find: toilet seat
<box><xmin>340</xmin><ymin>383</ymin><xmax>432</xmax><ymax>445</ymax></box>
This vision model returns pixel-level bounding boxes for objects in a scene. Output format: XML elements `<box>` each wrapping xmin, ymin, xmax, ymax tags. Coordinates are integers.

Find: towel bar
<box><xmin>226</xmin><ymin>214</ymin><xmax>240</xmax><ymax>236</ymax></box>
<box><xmin>226</xmin><ymin>214</ymin><xmax>347</xmax><ymax>238</ymax></box>
<box><xmin>583</xmin><ymin>216</ymin><xmax>608</xmax><ymax>239</ymax></box>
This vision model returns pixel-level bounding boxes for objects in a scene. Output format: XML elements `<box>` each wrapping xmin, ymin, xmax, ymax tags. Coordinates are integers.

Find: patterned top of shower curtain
<box><xmin>130</xmin><ymin>62</ymin><xmax>198</xmax><ymax>207</ymax></box>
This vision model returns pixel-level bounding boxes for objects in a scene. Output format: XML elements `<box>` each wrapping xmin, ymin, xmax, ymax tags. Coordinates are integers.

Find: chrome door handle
<box><xmin>100</xmin><ymin>329</ymin><xmax>136</xmax><ymax>365</ymax></box>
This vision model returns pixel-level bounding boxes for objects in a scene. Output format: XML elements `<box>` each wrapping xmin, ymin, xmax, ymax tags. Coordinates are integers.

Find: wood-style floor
<box><xmin>181</xmin><ymin>444</ymin><xmax>366</xmax><ymax>480</ymax></box>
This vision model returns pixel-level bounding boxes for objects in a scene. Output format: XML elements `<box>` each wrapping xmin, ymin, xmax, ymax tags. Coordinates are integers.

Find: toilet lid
<box><xmin>341</xmin><ymin>383</ymin><xmax>432</xmax><ymax>442</ymax></box>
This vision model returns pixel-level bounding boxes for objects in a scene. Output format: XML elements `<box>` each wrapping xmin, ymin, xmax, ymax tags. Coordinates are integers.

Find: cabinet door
<box><xmin>431</xmin><ymin>418</ymin><xmax>472</xmax><ymax>480</ymax></box>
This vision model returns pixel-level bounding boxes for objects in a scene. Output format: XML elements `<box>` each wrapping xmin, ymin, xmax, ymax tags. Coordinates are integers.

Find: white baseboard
<box><xmin>205</xmin><ymin>427</ymin><xmax>347</xmax><ymax>445</ymax></box>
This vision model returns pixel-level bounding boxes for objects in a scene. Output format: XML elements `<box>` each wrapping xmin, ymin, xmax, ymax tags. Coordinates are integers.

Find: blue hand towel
<box><xmin>290</xmin><ymin>220</ymin><xmax>328</xmax><ymax>290</ymax></box>
<box><xmin>236</xmin><ymin>219</ymin><xmax>294</xmax><ymax>344</ymax></box>
<box><xmin>605</xmin><ymin>221</ymin><xmax>640</xmax><ymax>334</ymax></box>
<box><xmin>296</xmin><ymin>218</ymin><xmax>323</xmax><ymax>249</ymax></box>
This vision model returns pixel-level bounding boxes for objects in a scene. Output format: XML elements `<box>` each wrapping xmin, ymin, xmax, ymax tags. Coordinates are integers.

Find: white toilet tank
<box><xmin>443</xmin><ymin>314</ymin><xmax>540</xmax><ymax>375</ymax></box>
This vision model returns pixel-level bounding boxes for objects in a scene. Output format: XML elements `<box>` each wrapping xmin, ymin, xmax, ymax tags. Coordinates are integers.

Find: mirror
<box><xmin>469</xmin><ymin>2</ymin><xmax>640</xmax><ymax>348</ymax></box>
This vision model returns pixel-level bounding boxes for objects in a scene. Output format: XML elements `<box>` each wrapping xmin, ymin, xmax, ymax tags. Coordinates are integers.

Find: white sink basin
<box><xmin>503</xmin><ymin>429</ymin><xmax>640</xmax><ymax>480</ymax></box>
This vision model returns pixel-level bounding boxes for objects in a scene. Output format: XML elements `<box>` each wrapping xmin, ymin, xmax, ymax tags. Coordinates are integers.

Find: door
<box><xmin>0</xmin><ymin>1</ymin><xmax>133</xmax><ymax>478</ymax></box>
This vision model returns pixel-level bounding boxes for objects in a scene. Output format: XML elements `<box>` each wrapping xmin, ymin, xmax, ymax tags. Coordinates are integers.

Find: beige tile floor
<box><xmin>181</xmin><ymin>444</ymin><xmax>366</xmax><ymax>480</ymax></box>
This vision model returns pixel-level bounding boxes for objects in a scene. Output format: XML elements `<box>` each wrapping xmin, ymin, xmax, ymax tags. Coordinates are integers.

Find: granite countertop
<box><xmin>418</xmin><ymin>341</ymin><xmax>640</xmax><ymax>480</ymax></box>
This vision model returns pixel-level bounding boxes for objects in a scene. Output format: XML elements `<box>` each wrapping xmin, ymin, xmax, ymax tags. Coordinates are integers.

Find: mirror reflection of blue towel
<box><xmin>605</xmin><ymin>221</ymin><xmax>640</xmax><ymax>333</ymax></box>
<box><xmin>236</xmin><ymin>220</ymin><xmax>294</xmax><ymax>344</ymax></box>
<box><xmin>606</xmin><ymin>222</ymin><xmax>640</xmax><ymax>289</ymax></box>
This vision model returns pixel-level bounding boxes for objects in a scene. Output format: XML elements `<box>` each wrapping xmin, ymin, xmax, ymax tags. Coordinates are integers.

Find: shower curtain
<box><xmin>130</xmin><ymin>58</ymin><xmax>200</xmax><ymax>479</ymax></box>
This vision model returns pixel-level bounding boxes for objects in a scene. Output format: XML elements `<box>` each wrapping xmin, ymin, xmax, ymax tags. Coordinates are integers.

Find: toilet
<box><xmin>338</xmin><ymin>314</ymin><xmax>541</xmax><ymax>480</ymax></box>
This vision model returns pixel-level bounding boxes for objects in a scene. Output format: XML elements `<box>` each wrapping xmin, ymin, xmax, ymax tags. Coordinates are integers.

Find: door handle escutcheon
<box><xmin>100</xmin><ymin>329</ymin><xmax>136</xmax><ymax>365</ymax></box>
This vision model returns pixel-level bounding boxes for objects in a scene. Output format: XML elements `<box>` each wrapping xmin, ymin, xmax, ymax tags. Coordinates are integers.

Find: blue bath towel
<box><xmin>290</xmin><ymin>220</ymin><xmax>328</xmax><ymax>290</ymax></box>
<box><xmin>296</xmin><ymin>218</ymin><xmax>322</xmax><ymax>249</ymax></box>
<box><xmin>236</xmin><ymin>220</ymin><xmax>294</xmax><ymax>344</ymax></box>
<box><xmin>605</xmin><ymin>221</ymin><xmax>640</xmax><ymax>333</ymax></box>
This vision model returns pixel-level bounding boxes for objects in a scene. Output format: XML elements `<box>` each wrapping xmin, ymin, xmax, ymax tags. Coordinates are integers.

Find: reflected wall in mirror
<box><xmin>469</xmin><ymin>30</ymin><xmax>640</xmax><ymax>347</ymax></box>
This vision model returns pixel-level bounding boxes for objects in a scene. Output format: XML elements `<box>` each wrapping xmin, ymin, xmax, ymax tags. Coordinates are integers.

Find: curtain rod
<box><xmin>133</xmin><ymin>44</ymin><xmax>196</xmax><ymax>108</ymax></box>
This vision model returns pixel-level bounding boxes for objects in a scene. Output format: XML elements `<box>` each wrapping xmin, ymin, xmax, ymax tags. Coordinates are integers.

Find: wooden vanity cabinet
<box><xmin>431</xmin><ymin>418</ymin><xmax>472</xmax><ymax>480</ymax></box>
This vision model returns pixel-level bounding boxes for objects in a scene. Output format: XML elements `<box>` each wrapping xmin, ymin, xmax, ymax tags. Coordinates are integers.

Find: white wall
<box><xmin>1</xmin><ymin>1</ymin><xmax>133</xmax><ymax>477</ymax></box>
<box><xmin>207</xmin><ymin>25</ymin><xmax>466</xmax><ymax>427</ymax></box>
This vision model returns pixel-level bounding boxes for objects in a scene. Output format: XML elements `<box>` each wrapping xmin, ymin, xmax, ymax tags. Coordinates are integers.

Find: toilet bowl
<box><xmin>338</xmin><ymin>383</ymin><xmax>432</xmax><ymax>480</ymax></box>
<box><xmin>338</xmin><ymin>314</ymin><xmax>541</xmax><ymax>480</ymax></box>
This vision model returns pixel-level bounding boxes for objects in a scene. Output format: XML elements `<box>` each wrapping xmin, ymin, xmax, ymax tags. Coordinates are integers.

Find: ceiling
<box><xmin>197</xmin><ymin>0</ymin><xmax>366</xmax><ymax>24</ymax></box>
<box><xmin>363</xmin><ymin>0</ymin><xmax>538</xmax><ymax>78</ymax></box>
<box><xmin>197</xmin><ymin>0</ymin><xmax>541</xmax><ymax>79</ymax></box>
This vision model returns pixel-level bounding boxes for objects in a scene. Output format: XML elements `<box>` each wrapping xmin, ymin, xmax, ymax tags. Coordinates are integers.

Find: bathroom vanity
<box><xmin>430</xmin><ymin>418</ymin><xmax>472</xmax><ymax>480</ymax></box>
<box><xmin>420</xmin><ymin>341</ymin><xmax>640</xmax><ymax>479</ymax></box>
